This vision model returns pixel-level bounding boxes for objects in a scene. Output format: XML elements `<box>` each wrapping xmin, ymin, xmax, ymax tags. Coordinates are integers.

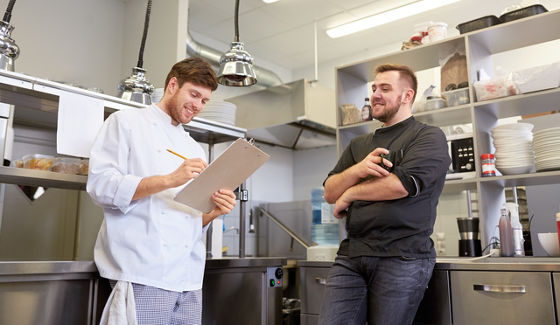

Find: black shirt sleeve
<box><xmin>392</xmin><ymin>126</ymin><xmax>451</xmax><ymax>197</ymax></box>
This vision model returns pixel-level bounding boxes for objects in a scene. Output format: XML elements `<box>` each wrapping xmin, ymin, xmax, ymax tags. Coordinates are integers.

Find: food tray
<box><xmin>499</xmin><ymin>4</ymin><xmax>547</xmax><ymax>23</ymax></box>
<box><xmin>456</xmin><ymin>15</ymin><xmax>500</xmax><ymax>34</ymax></box>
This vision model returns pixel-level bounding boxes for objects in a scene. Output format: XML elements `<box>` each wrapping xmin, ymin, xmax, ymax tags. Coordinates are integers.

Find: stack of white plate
<box><xmin>197</xmin><ymin>100</ymin><xmax>237</xmax><ymax>125</ymax></box>
<box><xmin>491</xmin><ymin>123</ymin><xmax>535</xmax><ymax>175</ymax></box>
<box><xmin>533</xmin><ymin>127</ymin><xmax>560</xmax><ymax>172</ymax></box>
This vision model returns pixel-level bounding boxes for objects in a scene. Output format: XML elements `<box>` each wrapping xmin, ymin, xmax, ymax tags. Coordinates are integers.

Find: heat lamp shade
<box><xmin>217</xmin><ymin>41</ymin><xmax>257</xmax><ymax>87</ymax></box>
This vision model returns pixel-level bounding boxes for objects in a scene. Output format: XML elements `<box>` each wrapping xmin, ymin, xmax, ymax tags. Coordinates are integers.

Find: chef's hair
<box><xmin>375</xmin><ymin>64</ymin><xmax>418</xmax><ymax>102</ymax></box>
<box><xmin>164</xmin><ymin>57</ymin><xmax>218</xmax><ymax>92</ymax></box>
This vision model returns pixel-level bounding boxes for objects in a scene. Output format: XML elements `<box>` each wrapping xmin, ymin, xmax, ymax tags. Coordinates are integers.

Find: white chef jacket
<box><xmin>87</xmin><ymin>104</ymin><xmax>209</xmax><ymax>292</ymax></box>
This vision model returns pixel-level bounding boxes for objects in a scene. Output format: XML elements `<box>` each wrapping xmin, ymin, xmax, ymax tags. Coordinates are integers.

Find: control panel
<box><xmin>267</xmin><ymin>267</ymin><xmax>283</xmax><ymax>288</ymax></box>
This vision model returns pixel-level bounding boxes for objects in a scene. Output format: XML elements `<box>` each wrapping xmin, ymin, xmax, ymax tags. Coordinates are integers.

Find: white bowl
<box><xmin>538</xmin><ymin>233</ymin><xmax>560</xmax><ymax>256</ymax></box>
<box><xmin>496</xmin><ymin>165</ymin><xmax>533</xmax><ymax>175</ymax></box>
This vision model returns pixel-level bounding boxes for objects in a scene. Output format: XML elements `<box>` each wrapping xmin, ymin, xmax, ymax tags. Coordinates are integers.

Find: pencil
<box><xmin>167</xmin><ymin>149</ymin><xmax>188</xmax><ymax>160</ymax></box>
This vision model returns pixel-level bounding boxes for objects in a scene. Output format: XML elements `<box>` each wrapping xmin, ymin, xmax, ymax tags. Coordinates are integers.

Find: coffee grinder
<box><xmin>457</xmin><ymin>190</ymin><xmax>482</xmax><ymax>256</ymax></box>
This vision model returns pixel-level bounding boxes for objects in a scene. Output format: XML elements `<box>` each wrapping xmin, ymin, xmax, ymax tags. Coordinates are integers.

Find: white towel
<box><xmin>99</xmin><ymin>280</ymin><xmax>138</xmax><ymax>325</ymax></box>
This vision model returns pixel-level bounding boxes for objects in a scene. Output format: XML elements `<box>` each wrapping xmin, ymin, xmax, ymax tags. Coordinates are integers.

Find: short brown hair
<box><xmin>164</xmin><ymin>57</ymin><xmax>218</xmax><ymax>92</ymax></box>
<box><xmin>375</xmin><ymin>64</ymin><xmax>418</xmax><ymax>102</ymax></box>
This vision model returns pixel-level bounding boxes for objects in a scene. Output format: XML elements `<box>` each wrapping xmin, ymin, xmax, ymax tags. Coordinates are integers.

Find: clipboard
<box><xmin>174</xmin><ymin>138</ymin><xmax>270</xmax><ymax>213</ymax></box>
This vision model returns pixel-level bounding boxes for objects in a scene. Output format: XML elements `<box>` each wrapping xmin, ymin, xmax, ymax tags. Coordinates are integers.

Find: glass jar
<box><xmin>481</xmin><ymin>153</ymin><xmax>496</xmax><ymax>177</ymax></box>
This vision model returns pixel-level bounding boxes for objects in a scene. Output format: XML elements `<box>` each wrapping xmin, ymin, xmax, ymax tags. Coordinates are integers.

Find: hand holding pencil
<box><xmin>167</xmin><ymin>149</ymin><xmax>207</xmax><ymax>187</ymax></box>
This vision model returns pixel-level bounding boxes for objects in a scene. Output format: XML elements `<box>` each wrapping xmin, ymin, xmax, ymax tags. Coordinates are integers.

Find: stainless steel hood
<box><xmin>227</xmin><ymin>79</ymin><xmax>336</xmax><ymax>150</ymax></box>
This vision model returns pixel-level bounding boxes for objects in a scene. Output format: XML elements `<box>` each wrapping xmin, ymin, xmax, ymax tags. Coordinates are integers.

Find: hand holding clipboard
<box><xmin>174</xmin><ymin>138</ymin><xmax>270</xmax><ymax>213</ymax></box>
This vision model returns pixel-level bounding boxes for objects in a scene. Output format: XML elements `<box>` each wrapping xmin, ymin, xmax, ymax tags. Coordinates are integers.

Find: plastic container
<box><xmin>425</xmin><ymin>97</ymin><xmax>446</xmax><ymax>111</ymax></box>
<box><xmin>427</xmin><ymin>22</ymin><xmax>447</xmax><ymax>42</ymax></box>
<box><xmin>512</xmin><ymin>62</ymin><xmax>560</xmax><ymax>94</ymax></box>
<box><xmin>51</xmin><ymin>157</ymin><xmax>81</xmax><ymax>174</ymax></box>
<box><xmin>22</xmin><ymin>154</ymin><xmax>54</xmax><ymax>170</ymax></box>
<box><xmin>499</xmin><ymin>4</ymin><xmax>547</xmax><ymax>23</ymax></box>
<box><xmin>78</xmin><ymin>159</ymin><xmax>89</xmax><ymax>176</ymax></box>
<box><xmin>442</xmin><ymin>87</ymin><xmax>470</xmax><ymax>107</ymax></box>
<box><xmin>473</xmin><ymin>75</ymin><xmax>519</xmax><ymax>101</ymax></box>
<box><xmin>311</xmin><ymin>188</ymin><xmax>339</xmax><ymax>246</ymax></box>
<box><xmin>480</xmin><ymin>153</ymin><xmax>496</xmax><ymax>177</ymax></box>
<box><xmin>456</xmin><ymin>15</ymin><xmax>500</xmax><ymax>34</ymax></box>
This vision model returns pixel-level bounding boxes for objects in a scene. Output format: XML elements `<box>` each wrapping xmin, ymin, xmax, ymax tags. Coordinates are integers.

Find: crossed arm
<box><xmin>324</xmin><ymin>148</ymin><xmax>408</xmax><ymax>218</ymax></box>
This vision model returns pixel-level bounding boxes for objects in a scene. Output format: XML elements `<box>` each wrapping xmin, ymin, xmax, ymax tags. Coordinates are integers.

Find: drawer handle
<box><xmin>315</xmin><ymin>277</ymin><xmax>327</xmax><ymax>285</ymax></box>
<box><xmin>473</xmin><ymin>284</ymin><xmax>526</xmax><ymax>293</ymax></box>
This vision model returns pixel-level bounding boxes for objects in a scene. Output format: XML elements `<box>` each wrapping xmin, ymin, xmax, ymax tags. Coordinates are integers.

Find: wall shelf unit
<box><xmin>335</xmin><ymin>8</ymin><xmax>560</xmax><ymax>248</ymax></box>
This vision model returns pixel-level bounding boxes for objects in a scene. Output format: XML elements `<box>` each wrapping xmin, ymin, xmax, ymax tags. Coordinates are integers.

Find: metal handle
<box><xmin>473</xmin><ymin>284</ymin><xmax>526</xmax><ymax>293</ymax></box>
<box><xmin>315</xmin><ymin>277</ymin><xmax>327</xmax><ymax>285</ymax></box>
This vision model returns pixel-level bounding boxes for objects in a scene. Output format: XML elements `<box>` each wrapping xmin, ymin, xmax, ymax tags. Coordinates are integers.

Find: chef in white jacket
<box><xmin>87</xmin><ymin>57</ymin><xmax>236</xmax><ymax>325</ymax></box>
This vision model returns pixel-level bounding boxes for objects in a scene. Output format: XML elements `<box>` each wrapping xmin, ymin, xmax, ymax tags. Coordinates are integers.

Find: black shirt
<box><xmin>327</xmin><ymin>116</ymin><xmax>451</xmax><ymax>258</ymax></box>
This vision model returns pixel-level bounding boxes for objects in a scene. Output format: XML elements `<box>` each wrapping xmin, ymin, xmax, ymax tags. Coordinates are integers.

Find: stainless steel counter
<box><xmin>435</xmin><ymin>256</ymin><xmax>560</xmax><ymax>271</ymax></box>
<box><xmin>297</xmin><ymin>257</ymin><xmax>560</xmax><ymax>271</ymax></box>
<box><xmin>0</xmin><ymin>260</ymin><xmax>97</xmax><ymax>275</ymax></box>
<box><xmin>205</xmin><ymin>257</ymin><xmax>286</xmax><ymax>269</ymax></box>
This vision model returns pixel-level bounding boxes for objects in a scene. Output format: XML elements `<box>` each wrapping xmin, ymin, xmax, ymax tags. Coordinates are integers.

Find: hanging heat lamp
<box><xmin>217</xmin><ymin>0</ymin><xmax>257</xmax><ymax>87</ymax></box>
<box><xmin>118</xmin><ymin>0</ymin><xmax>154</xmax><ymax>104</ymax></box>
<box><xmin>0</xmin><ymin>0</ymin><xmax>20</xmax><ymax>72</ymax></box>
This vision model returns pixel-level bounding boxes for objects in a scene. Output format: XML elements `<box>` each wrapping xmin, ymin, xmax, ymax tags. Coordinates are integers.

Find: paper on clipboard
<box><xmin>174</xmin><ymin>138</ymin><xmax>270</xmax><ymax>213</ymax></box>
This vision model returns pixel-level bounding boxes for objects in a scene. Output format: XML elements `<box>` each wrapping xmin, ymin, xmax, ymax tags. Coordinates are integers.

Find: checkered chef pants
<box><xmin>109</xmin><ymin>280</ymin><xmax>202</xmax><ymax>325</ymax></box>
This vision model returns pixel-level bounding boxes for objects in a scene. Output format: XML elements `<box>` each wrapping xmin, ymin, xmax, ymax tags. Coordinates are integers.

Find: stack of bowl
<box><xmin>491</xmin><ymin>123</ymin><xmax>535</xmax><ymax>175</ymax></box>
<box><xmin>533</xmin><ymin>127</ymin><xmax>560</xmax><ymax>171</ymax></box>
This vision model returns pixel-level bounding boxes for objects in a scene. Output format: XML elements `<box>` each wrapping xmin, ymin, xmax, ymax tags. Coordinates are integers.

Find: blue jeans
<box><xmin>319</xmin><ymin>255</ymin><xmax>435</xmax><ymax>325</ymax></box>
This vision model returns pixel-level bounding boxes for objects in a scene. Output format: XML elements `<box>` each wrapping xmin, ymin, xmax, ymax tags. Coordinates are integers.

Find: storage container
<box><xmin>499</xmin><ymin>4</ymin><xmax>547</xmax><ymax>23</ymax></box>
<box><xmin>425</xmin><ymin>97</ymin><xmax>446</xmax><ymax>111</ymax></box>
<box><xmin>512</xmin><ymin>62</ymin><xmax>560</xmax><ymax>94</ymax></box>
<box><xmin>442</xmin><ymin>87</ymin><xmax>470</xmax><ymax>106</ymax></box>
<box><xmin>78</xmin><ymin>159</ymin><xmax>89</xmax><ymax>176</ymax></box>
<box><xmin>22</xmin><ymin>154</ymin><xmax>54</xmax><ymax>170</ymax></box>
<box><xmin>456</xmin><ymin>15</ymin><xmax>500</xmax><ymax>34</ymax></box>
<box><xmin>473</xmin><ymin>75</ymin><xmax>519</xmax><ymax>101</ymax></box>
<box><xmin>51</xmin><ymin>157</ymin><xmax>81</xmax><ymax>174</ymax></box>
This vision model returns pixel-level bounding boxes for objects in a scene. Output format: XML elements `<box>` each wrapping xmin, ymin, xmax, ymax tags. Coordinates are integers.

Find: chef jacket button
<box><xmin>157</xmin><ymin>149</ymin><xmax>161</xmax><ymax>153</ymax></box>
<box><xmin>161</xmin><ymin>211</ymin><xmax>165</xmax><ymax>215</ymax></box>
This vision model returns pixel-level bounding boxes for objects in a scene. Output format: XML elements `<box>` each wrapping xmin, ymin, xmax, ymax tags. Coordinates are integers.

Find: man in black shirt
<box><xmin>319</xmin><ymin>64</ymin><xmax>451</xmax><ymax>325</ymax></box>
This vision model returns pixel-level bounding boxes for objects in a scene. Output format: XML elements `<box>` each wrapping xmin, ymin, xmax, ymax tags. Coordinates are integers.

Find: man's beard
<box><xmin>373</xmin><ymin>94</ymin><xmax>402</xmax><ymax>123</ymax></box>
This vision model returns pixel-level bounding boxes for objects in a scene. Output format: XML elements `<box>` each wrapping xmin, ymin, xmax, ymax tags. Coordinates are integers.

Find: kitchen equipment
<box><xmin>504</xmin><ymin>202</ymin><xmax>525</xmax><ymax>256</ymax></box>
<box><xmin>456</xmin><ymin>15</ymin><xmax>500</xmax><ymax>34</ymax></box>
<box><xmin>0</xmin><ymin>0</ymin><xmax>19</xmax><ymax>72</ymax></box>
<box><xmin>427</xmin><ymin>22</ymin><xmax>447</xmax><ymax>42</ymax></box>
<box><xmin>457</xmin><ymin>217</ymin><xmax>481</xmax><ymax>256</ymax></box>
<box><xmin>457</xmin><ymin>190</ymin><xmax>481</xmax><ymax>257</ymax></box>
<box><xmin>117</xmin><ymin>0</ymin><xmax>154</xmax><ymax>104</ymax></box>
<box><xmin>449</xmin><ymin>137</ymin><xmax>475</xmax><ymax>173</ymax></box>
<box><xmin>499</xmin><ymin>4</ymin><xmax>547</xmax><ymax>23</ymax></box>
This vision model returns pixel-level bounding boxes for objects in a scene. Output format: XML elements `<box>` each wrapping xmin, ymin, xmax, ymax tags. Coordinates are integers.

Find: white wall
<box><xmin>13</xmin><ymin>0</ymin><xmax>126</xmax><ymax>96</ymax></box>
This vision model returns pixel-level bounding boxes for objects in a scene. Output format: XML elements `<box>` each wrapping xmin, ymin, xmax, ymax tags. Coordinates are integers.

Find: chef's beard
<box><xmin>373</xmin><ymin>93</ymin><xmax>403</xmax><ymax>123</ymax></box>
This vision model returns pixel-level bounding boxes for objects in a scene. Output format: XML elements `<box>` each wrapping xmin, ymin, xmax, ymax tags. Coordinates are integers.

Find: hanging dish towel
<box><xmin>99</xmin><ymin>280</ymin><xmax>138</xmax><ymax>325</ymax></box>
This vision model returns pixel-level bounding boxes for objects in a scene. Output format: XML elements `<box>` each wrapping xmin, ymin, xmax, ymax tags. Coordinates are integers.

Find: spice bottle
<box><xmin>481</xmin><ymin>153</ymin><xmax>496</xmax><ymax>177</ymax></box>
<box><xmin>361</xmin><ymin>97</ymin><xmax>372</xmax><ymax>122</ymax></box>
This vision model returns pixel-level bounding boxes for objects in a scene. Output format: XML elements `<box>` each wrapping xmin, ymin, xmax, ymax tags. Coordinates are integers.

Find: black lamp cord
<box><xmin>3</xmin><ymin>0</ymin><xmax>16</xmax><ymax>23</ymax></box>
<box><xmin>234</xmin><ymin>0</ymin><xmax>239</xmax><ymax>42</ymax></box>
<box><xmin>137</xmin><ymin>0</ymin><xmax>152</xmax><ymax>69</ymax></box>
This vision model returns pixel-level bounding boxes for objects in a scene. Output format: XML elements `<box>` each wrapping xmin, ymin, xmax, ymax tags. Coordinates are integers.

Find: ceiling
<box><xmin>187</xmin><ymin>0</ymin><xmax>560</xmax><ymax>72</ymax></box>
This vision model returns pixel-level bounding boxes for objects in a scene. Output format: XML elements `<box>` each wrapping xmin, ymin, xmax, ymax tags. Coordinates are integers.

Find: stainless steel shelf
<box><xmin>414</xmin><ymin>104</ymin><xmax>472</xmax><ymax>127</ymax></box>
<box><xmin>474</xmin><ymin>87</ymin><xmax>560</xmax><ymax>119</ymax></box>
<box><xmin>466</xmin><ymin>9</ymin><xmax>560</xmax><ymax>56</ymax></box>
<box><xmin>0</xmin><ymin>166</ymin><xmax>86</xmax><ymax>190</ymax></box>
<box><xmin>443</xmin><ymin>178</ymin><xmax>477</xmax><ymax>192</ymax></box>
<box><xmin>337</xmin><ymin>36</ymin><xmax>466</xmax><ymax>82</ymax></box>
<box><xmin>479</xmin><ymin>170</ymin><xmax>560</xmax><ymax>188</ymax></box>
